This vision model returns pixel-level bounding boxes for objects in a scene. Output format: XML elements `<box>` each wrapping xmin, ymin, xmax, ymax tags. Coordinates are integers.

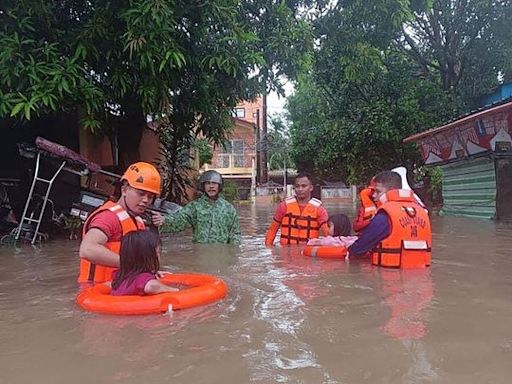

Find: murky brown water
<box><xmin>1</xmin><ymin>202</ymin><xmax>512</xmax><ymax>384</ymax></box>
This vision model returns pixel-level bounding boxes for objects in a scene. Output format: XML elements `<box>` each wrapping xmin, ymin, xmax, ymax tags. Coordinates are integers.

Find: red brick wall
<box><xmin>235</xmin><ymin>97</ymin><xmax>263</xmax><ymax>128</ymax></box>
<box><xmin>211</xmin><ymin>121</ymin><xmax>256</xmax><ymax>168</ymax></box>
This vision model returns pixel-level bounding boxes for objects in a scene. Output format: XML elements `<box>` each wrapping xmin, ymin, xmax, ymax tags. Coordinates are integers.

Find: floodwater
<box><xmin>1</xmin><ymin>202</ymin><xmax>512</xmax><ymax>384</ymax></box>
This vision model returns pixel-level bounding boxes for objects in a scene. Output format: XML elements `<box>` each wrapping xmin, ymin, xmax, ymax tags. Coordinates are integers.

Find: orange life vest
<box><xmin>77</xmin><ymin>201</ymin><xmax>145</xmax><ymax>283</ymax></box>
<box><xmin>379</xmin><ymin>187</ymin><xmax>427</xmax><ymax>209</ymax></box>
<box><xmin>360</xmin><ymin>187</ymin><xmax>378</xmax><ymax>219</ymax></box>
<box><xmin>280</xmin><ymin>197</ymin><xmax>322</xmax><ymax>245</ymax></box>
<box><xmin>371</xmin><ymin>189</ymin><xmax>431</xmax><ymax>269</ymax></box>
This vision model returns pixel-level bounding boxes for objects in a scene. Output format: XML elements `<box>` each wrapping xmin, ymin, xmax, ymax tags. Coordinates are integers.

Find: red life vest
<box><xmin>280</xmin><ymin>197</ymin><xmax>322</xmax><ymax>245</ymax></box>
<box><xmin>371</xmin><ymin>189</ymin><xmax>431</xmax><ymax>268</ymax></box>
<box><xmin>77</xmin><ymin>201</ymin><xmax>145</xmax><ymax>283</ymax></box>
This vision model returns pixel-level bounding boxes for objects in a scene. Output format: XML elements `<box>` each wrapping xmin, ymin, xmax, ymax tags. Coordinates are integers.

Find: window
<box><xmin>219</xmin><ymin>140</ymin><xmax>246</xmax><ymax>168</ymax></box>
<box><xmin>221</xmin><ymin>141</ymin><xmax>232</xmax><ymax>154</ymax></box>
<box><xmin>222</xmin><ymin>140</ymin><xmax>244</xmax><ymax>154</ymax></box>
<box><xmin>233</xmin><ymin>108</ymin><xmax>245</xmax><ymax>118</ymax></box>
<box><xmin>233</xmin><ymin>155</ymin><xmax>245</xmax><ymax>167</ymax></box>
<box><xmin>232</xmin><ymin>140</ymin><xmax>244</xmax><ymax>154</ymax></box>
<box><xmin>215</xmin><ymin>155</ymin><xmax>230</xmax><ymax>168</ymax></box>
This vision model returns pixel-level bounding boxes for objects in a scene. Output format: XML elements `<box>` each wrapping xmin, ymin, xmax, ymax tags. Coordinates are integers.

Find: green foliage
<box><xmin>222</xmin><ymin>180</ymin><xmax>239</xmax><ymax>203</ymax></box>
<box><xmin>286</xmin><ymin>0</ymin><xmax>511</xmax><ymax>184</ymax></box>
<box><xmin>0</xmin><ymin>0</ymin><xmax>313</xmax><ymax>198</ymax></box>
<box><xmin>238</xmin><ymin>0</ymin><xmax>314</xmax><ymax>95</ymax></box>
<box><xmin>267</xmin><ymin>114</ymin><xmax>293</xmax><ymax>170</ymax></box>
<box><xmin>414</xmin><ymin>165</ymin><xmax>442</xmax><ymax>191</ymax></box>
<box><xmin>156</xmin><ymin>118</ymin><xmax>196</xmax><ymax>205</ymax></box>
<box><xmin>403</xmin><ymin>0</ymin><xmax>512</xmax><ymax>102</ymax></box>
<box><xmin>427</xmin><ymin>166</ymin><xmax>443</xmax><ymax>194</ymax></box>
<box><xmin>195</xmin><ymin>138</ymin><xmax>214</xmax><ymax>168</ymax></box>
<box><xmin>0</xmin><ymin>3</ymin><xmax>103</xmax><ymax>125</ymax></box>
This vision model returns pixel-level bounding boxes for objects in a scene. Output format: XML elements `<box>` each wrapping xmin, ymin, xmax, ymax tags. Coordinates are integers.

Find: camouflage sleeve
<box><xmin>228</xmin><ymin>207</ymin><xmax>241</xmax><ymax>245</ymax></box>
<box><xmin>161</xmin><ymin>201</ymin><xmax>196</xmax><ymax>233</ymax></box>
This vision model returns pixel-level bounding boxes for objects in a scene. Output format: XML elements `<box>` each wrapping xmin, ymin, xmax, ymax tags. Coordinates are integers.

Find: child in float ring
<box><xmin>306</xmin><ymin>213</ymin><xmax>358</xmax><ymax>247</ymax></box>
<box><xmin>111</xmin><ymin>230</ymin><xmax>178</xmax><ymax>296</ymax></box>
<box><xmin>327</xmin><ymin>213</ymin><xmax>352</xmax><ymax>237</ymax></box>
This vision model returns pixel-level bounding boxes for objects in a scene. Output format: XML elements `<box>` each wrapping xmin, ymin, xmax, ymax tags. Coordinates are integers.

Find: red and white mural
<box><xmin>406</xmin><ymin>103</ymin><xmax>512</xmax><ymax>165</ymax></box>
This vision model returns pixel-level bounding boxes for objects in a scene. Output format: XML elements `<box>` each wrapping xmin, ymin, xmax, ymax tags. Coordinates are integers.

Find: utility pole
<box><xmin>260</xmin><ymin>93</ymin><xmax>268</xmax><ymax>184</ymax></box>
<box><xmin>255</xmin><ymin>109</ymin><xmax>261</xmax><ymax>184</ymax></box>
<box><xmin>283</xmin><ymin>155</ymin><xmax>287</xmax><ymax>194</ymax></box>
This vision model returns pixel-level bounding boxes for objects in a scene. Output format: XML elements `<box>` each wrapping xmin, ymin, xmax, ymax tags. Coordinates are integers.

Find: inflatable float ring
<box><xmin>76</xmin><ymin>273</ymin><xmax>228</xmax><ymax>315</ymax></box>
<box><xmin>303</xmin><ymin>245</ymin><xmax>347</xmax><ymax>259</ymax></box>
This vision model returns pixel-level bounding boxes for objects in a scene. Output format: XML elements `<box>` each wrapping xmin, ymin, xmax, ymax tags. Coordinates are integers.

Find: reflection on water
<box><xmin>1</xmin><ymin>203</ymin><xmax>512</xmax><ymax>383</ymax></box>
<box><xmin>378</xmin><ymin>268</ymin><xmax>438</xmax><ymax>382</ymax></box>
<box><xmin>379</xmin><ymin>269</ymin><xmax>434</xmax><ymax>340</ymax></box>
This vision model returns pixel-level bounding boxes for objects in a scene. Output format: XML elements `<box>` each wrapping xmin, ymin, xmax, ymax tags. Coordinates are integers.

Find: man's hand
<box><xmin>360</xmin><ymin>187</ymin><xmax>374</xmax><ymax>200</ymax></box>
<box><xmin>151</xmin><ymin>212</ymin><xmax>165</xmax><ymax>227</ymax></box>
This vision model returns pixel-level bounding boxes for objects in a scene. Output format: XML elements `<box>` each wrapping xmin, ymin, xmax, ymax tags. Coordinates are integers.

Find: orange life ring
<box><xmin>303</xmin><ymin>245</ymin><xmax>347</xmax><ymax>259</ymax></box>
<box><xmin>76</xmin><ymin>273</ymin><xmax>228</xmax><ymax>315</ymax></box>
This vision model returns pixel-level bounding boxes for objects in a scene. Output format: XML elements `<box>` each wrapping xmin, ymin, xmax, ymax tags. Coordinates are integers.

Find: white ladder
<box><xmin>14</xmin><ymin>152</ymin><xmax>66</xmax><ymax>244</ymax></box>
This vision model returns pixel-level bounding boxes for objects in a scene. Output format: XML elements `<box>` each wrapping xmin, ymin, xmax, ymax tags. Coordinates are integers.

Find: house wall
<box><xmin>206</xmin><ymin>120</ymin><xmax>256</xmax><ymax>179</ymax></box>
<box><xmin>235</xmin><ymin>98</ymin><xmax>263</xmax><ymax>128</ymax></box>
<box><xmin>79</xmin><ymin>127</ymin><xmax>197</xmax><ymax>202</ymax></box>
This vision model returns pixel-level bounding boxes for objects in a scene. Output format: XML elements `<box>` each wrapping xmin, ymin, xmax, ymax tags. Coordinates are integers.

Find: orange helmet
<box><xmin>121</xmin><ymin>162</ymin><xmax>161</xmax><ymax>196</ymax></box>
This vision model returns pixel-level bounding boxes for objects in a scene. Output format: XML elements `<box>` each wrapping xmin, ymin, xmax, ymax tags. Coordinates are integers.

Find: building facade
<box><xmin>404</xmin><ymin>95</ymin><xmax>512</xmax><ymax>220</ymax></box>
<box><xmin>201</xmin><ymin>98</ymin><xmax>262</xmax><ymax>200</ymax></box>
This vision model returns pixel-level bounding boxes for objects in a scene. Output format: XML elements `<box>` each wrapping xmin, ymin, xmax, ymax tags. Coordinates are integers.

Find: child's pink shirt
<box><xmin>307</xmin><ymin>236</ymin><xmax>358</xmax><ymax>247</ymax></box>
<box><xmin>111</xmin><ymin>272</ymin><xmax>156</xmax><ymax>296</ymax></box>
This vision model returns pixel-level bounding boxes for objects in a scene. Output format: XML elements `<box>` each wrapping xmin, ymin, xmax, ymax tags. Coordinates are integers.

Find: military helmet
<box><xmin>199</xmin><ymin>170</ymin><xmax>223</xmax><ymax>192</ymax></box>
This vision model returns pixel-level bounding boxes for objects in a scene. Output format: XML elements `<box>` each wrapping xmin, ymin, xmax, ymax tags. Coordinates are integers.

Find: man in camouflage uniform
<box><xmin>162</xmin><ymin>170</ymin><xmax>241</xmax><ymax>244</ymax></box>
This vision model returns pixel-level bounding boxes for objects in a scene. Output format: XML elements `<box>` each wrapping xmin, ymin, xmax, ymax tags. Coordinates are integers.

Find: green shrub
<box><xmin>428</xmin><ymin>166</ymin><xmax>443</xmax><ymax>194</ymax></box>
<box><xmin>222</xmin><ymin>180</ymin><xmax>239</xmax><ymax>202</ymax></box>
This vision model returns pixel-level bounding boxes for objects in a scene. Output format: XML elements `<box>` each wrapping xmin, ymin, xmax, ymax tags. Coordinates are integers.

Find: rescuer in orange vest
<box><xmin>352</xmin><ymin>177</ymin><xmax>378</xmax><ymax>233</ymax></box>
<box><xmin>78</xmin><ymin>162</ymin><xmax>166</xmax><ymax>283</ymax></box>
<box><xmin>265</xmin><ymin>172</ymin><xmax>330</xmax><ymax>246</ymax></box>
<box><xmin>347</xmin><ymin>171</ymin><xmax>432</xmax><ymax>268</ymax></box>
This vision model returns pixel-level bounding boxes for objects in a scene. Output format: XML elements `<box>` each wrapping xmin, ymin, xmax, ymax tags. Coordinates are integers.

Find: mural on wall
<box><xmin>416</xmin><ymin>107</ymin><xmax>512</xmax><ymax>165</ymax></box>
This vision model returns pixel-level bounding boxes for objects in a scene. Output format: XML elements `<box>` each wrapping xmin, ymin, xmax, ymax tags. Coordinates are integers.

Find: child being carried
<box><xmin>306</xmin><ymin>213</ymin><xmax>358</xmax><ymax>247</ymax></box>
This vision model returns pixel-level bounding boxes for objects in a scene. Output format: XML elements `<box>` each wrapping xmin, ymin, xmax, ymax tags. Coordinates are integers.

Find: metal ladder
<box><xmin>14</xmin><ymin>152</ymin><xmax>66</xmax><ymax>244</ymax></box>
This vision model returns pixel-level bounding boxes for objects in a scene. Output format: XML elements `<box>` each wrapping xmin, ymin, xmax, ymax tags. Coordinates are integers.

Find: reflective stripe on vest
<box><xmin>280</xmin><ymin>197</ymin><xmax>322</xmax><ymax>245</ymax></box>
<box><xmin>379</xmin><ymin>188</ymin><xmax>427</xmax><ymax>210</ymax></box>
<box><xmin>77</xmin><ymin>201</ymin><xmax>145</xmax><ymax>283</ymax></box>
<box><xmin>371</xmin><ymin>190</ymin><xmax>432</xmax><ymax>268</ymax></box>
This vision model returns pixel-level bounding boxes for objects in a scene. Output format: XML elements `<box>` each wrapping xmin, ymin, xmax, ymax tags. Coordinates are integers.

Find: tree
<box><xmin>401</xmin><ymin>0</ymin><xmax>512</xmax><ymax>101</ymax></box>
<box><xmin>267</xmin><ymin>114</ymin><xmax>293</xmax><ymax>170</ymax></box>
<box><xmin>195</xmin><ymin>138</ymin><xmax>214</xmax><ymax>168</ymax></box>
<box><xmin>287</xmin><ymin>0</ymin><xmax>512</xmax><ymax>184</ymax></box>
<box><xmin>1</xmin><ymin>0</ymin><xmax>316</xmax><ymax>202</ymax></box>
<box><xmin>157</xmin><ymin>119</ymin><xmax>196</xmax><ymax>205</ymax></box>
<box><xmin>0</xmin><ymin>0</ymin><xmax>263</xmax><ymax>168</ymax></box>
<box><xmin>238</xmin><ymin>0</ymin><xmax>314</xmax><ymax>182</ymax></box>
